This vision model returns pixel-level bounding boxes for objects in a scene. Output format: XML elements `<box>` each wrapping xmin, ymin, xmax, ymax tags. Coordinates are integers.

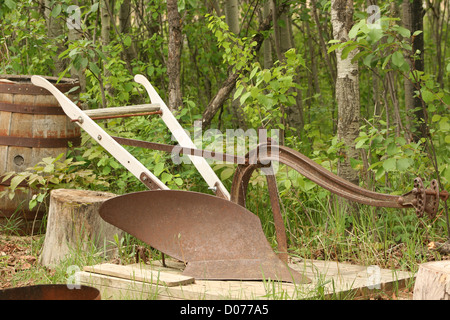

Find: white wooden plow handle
<box><xmin>31</xmin><ymin>75</ymin><xmax>168</xmax><ymax>191</ymax></box>
<box><xmin>134</xmin><ymin>74</ymin><xmax>230</xmax><ymax>200</ymax></box>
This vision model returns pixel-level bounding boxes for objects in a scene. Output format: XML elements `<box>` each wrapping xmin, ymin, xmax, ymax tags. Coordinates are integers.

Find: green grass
<box><xmin>0</xmin><ymin>177</ymin><xmax>447</xmax><ymax>299</ymax></box>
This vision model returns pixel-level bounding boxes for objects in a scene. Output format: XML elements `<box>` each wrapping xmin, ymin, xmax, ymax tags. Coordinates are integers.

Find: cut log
<box><xmin>39</xmin><ymin>189</ymin><xmax>122</xmax><ymax>268</ymax></box>
<box><xmin>413</xmin><ymin>261</ymin><xmax>450</xmax><ymax>300</ymax></box>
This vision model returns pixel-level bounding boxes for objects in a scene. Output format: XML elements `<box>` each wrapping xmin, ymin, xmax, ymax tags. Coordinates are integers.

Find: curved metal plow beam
<box><xmin>231</xmin><ymin>143</ymin><xmax>405</xmax><ymax>209</ymax></box>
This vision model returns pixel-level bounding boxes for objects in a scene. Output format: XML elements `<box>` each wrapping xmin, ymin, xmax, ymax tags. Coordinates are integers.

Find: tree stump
<box><xmin>39</xmin><ymin>189</ymin><xmax>123</xmax><ymax>268</ymax></box>
<box><xmin>413</xmin><ymin>261</ymin><xmax>450</xmax><ymax>300</ymax></box>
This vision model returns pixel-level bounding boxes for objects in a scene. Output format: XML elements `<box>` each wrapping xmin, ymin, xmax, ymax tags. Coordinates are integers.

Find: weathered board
<box><xmin>77</xmin><ymin>257</ymin><xmax>414</xmax><ymax>300</ymax></box>
<box><xmin>83</xmin><ymin>263</ymin><xmax>195</xmax><ymax>287</ymax></box>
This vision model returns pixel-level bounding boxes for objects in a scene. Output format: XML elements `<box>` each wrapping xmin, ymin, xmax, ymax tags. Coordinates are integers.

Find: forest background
<box><xmin>0</xmin><ymin>0</ymin><xmax>449</xmax><ymax>280</ymax></box>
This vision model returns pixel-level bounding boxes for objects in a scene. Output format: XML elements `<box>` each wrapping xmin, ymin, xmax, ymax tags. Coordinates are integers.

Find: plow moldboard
<box><xmin>99</xmin><ymin>190</ymin><xmax>309</xmax><ymax>284</ymax></box>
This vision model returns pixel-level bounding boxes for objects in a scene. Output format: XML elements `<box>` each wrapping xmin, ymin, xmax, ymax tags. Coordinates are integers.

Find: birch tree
<box><xmin>330</xmin><ymin>0</ymin><xmax>360</xmax><ymax>185</ymax></box>
<box><xmin>225</xmin><ymin>0</ymin><xmax>246</xmax><ymax>128</ymax></box>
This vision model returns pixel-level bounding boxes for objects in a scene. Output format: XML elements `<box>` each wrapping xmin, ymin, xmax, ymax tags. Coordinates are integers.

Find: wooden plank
<box><xmin>84</xmin><ymin>104</ymin><xmax>160</xmax><ymax>118</ymax></box>
<box><xmin>83</xmin><ymin>263</ymin><xmax>195</xmax><ymax>287</ymax></box>
<box><xmin>79</xmin><ymin>259</ymin><xmax>415</xmax><ymax>300</ymax></box>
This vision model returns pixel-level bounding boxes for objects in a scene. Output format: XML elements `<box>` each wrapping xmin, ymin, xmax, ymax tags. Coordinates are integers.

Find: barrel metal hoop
<box><xmin>0</xmin><ymin>102</ymin><xmax>66</xmax><ymax>115</ymax></box>
<box><xmin>0</xmin><ymin>136</ymin><xmax>81</xmax><ymax>148</ymax></box>
<box><xmin>0</xmin><ymin>83</ymin><xmax>80</xmax><ymax>95</ymax></box>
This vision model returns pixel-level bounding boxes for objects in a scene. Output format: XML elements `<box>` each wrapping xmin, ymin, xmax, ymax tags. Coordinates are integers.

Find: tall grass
<box><xmin>244</xmin><ymin>178</ymin><xmax>447</xmax><ymax>274</ymax></box>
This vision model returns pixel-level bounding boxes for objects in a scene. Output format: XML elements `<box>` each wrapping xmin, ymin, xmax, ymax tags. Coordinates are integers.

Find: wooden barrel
<box><xmin>0</xmin><ymin>75</ymin><xmax>81</xmax><ymax>235</ymax></box>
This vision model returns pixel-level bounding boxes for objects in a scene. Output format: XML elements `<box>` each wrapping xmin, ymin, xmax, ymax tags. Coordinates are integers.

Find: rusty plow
<box><xmin>31</xmin><ymin>75</ymin><xmax>448</xmax><ymax>285</ymax></box>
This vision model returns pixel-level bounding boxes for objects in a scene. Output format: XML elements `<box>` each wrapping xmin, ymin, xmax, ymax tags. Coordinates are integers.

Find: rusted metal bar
<box><xmin>230</xmin><ymin>143</ymin><xmax>449</xmax><ymax>253</ymax></box>
<box><xmin>231</xmin><ymin>143</ymin><xmax>448</xmax><ymax>211</ymax></box>
<box><xmin>265</xmin><ymin>166</ymin><xmax>288</xmax><ymax>263</ymax></box>
<box><xmin>112</xmin><ymin>136</ymin><xmax>247</xmax><ymax>164</ymax></box>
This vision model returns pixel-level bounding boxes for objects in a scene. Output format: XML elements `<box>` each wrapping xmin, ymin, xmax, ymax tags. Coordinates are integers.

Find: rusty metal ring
<box><xmin>413</xmin><ymin>177</ymin><xmax>426</xmax><ymax>218</ymax></box>
<box><xmin>427</xmin><ymin>179</ymin><xmax>439</xmax><ymax>219</ymax></box>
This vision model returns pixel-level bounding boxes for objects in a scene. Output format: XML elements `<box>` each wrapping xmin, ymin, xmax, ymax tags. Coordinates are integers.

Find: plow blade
<box><xmin>100</xmin><ymin>190</ymin><xmax>310</xmax><ymax>284</ymax></box>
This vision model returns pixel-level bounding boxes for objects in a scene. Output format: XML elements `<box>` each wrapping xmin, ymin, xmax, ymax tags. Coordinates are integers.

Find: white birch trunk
<box><xmin>331</xmin><ymin>0</ymin><xmax>360</xmax><ymax>185</ymax></box>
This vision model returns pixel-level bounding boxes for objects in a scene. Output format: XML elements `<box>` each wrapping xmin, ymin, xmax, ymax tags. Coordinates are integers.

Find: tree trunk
<box><xmin>311</xmin><ymin>0</ymin><xmax>336</xmax><ymax>87</ymax></box>
<box><xmin>331</xmin><ymin>0</ymin><xmax>360</xmax><ymax>186</ymax></box>
<box><xmin>272</xmin><ymin>1</ymin><xmax>303</xmax><ymax>136</ymax></box>
<box><xmin>413</xmin><ymin>261</ymin><xmax>450</xmax><ymax>300</ymax></box>
<box><xmin>119</xmin><ymin>0</ymin><xmax>138</xmax><ymax>70</ymax></box>
<box><xmin>263</xmin><ymin>1</ymin><xmax>273</xmax><ymax>70</ymax></box>
<box><xmin>39</xmin><ymin>189</ymin><xmax>122</xmax><ymax>268</ymax></box>
<box><xmin>100</xmin><ymin>0</ymin><xmax>113</xmax><ymax>101</ymax></box>
<box><xmin>44</xmin><ymin>0</ymin><xmax>66</xmax><ymax>76</ymax></box>
<box><xmin>225</xmin><ymin>0</ymin><xmax>247</xmax><ymax>129</ymax></box>
<box><xmin>225</xmin><ymin>0</ymin><xmax>246</xmax><ymax>130</ymax></box>
<box><xmin>402</xmin><ymin>0</ymin><xmax>426</xmax><ymax>141</ymax></box>
<box><xmin>167</xmin><ymin>0</ymin><xmax>183</xmax><ymax>113</ymax></box>
<box><xmin>67</xmin><ymin>3</ymin><xmax>86</xmax><ymax>92</ymax></box>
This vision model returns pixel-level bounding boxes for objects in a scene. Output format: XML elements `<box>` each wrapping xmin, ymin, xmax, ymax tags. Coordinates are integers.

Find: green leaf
<box><xmin>90</xmin><ymin>2</ymin><xmax>99</xmax><ymax>13</ymax></box>
<box><xmin>363</xmin><ymin>53</ymin><xmax>374</xmax><ymax>67</ymax></box>
<box><xmin>29</xmin><ymin>199</ymin><xmax>37</xmax><ymax>210</ymax></box>
<box><xmin>432</xmin><ymin>114</ymin><xmax>441</xmax><ymax>122</ymax></box>
<box><xmin>421</xmin><ymin>89</ymin><xmax>435</xmax><ymax>104</ymax></box>
<box><xmin>391</xmin><ymin>51</ymin><xmax>405</xmax><ymax>68</ymax></box>
<box><xmin>348</xmin><ymin>19</ymin><xmax>364</xmax><ymax>39</ymax></box>
<box><xmin>234</xmin><ymin>85</ymin><xmax>244</xmax><ymax>100</ymax></box>
<box><xmin>220</xmin><ymin>168</ymin><xmax>234</xmax><ymax>180</ymax></box>
<box><xmin>367</xmin><ymin>27</ymin><xmax>383</xmax><ymax>43</ymax></box>
<box><xmin>249</xmin><ymin>66</ymin><xmax>258</xmax><ymax>80</ymax></box>
<box><xmin>161</xmin><ymin>172</ymin><xmax>173</xmax><ymax>184</ymax></box>
<box><xmin>51</xmin><ymin>4</ymin><xmax>62</xmax><ymax>18</ymax></box>
<box><xmin>89</xmin><ymin>62</ymin><xmax>101</xmax><ymax>76</ymax></box>
<box><xmin>375</xmin><ymin>167</ymin><xmax>385</xmax><ymax>181</ymax></box>
<box><xmin>445</xmin><ymin>135</ymin><xmax>450</xmax><ymax>144</ymax></box>
<box><xmin>10</xmin><ymin>174</ymin><xmax>27</xmax><ymax>191</ymax></box>
<box><xmin>382</xmin><ymin>54</ymin><xmax>392</xmax><ymax>69</ymax></box>
<box><xmin>327</xmin><ymin>43</ymin><xmax>342</xmax><ymax>54</ymax></box>
<box><xmin>102</xmin><ymin>166</ymin><xmax>111</xmax><ymax>175</ymax></box>
<box><xmin>4</xmin><ymin>0</ymin><xmax>16</xmax><ymax>10</ymax></box>
<box><xmin>124</xmin><ymin>35</ymin><xmax>132</xmax><ymax>47</ymax></box>
<box><xmin>37</xmin><ymin>193</ymin><xmax>46</xmax><ymax>203</ymax></box>
<box><xmin>396</xmin><ymin>158</ymin><xmax>411</xmax><ymax>171</ymax></box>
<box><xmin>439</xmin><ymin>117</ymin><xmax>450</xmax><ymax>131</ymax></box>
<box><xmin>263</xmin><ymin>70</ymin><xmax>272</xmax><ymax>83</ymax></box>
<box><xmin>394</xmin><ymin>25</ymin><xmax>411</xmax><ymax>38</ymax></box>
<box><xmin>257</xmin><ymin>94</ymin><xmax>272</xmax><ymax>108</ymax></box>
<box><xmin>239</xmin><ymin>91</ymin><xmax>251</xmax><ymax>105</ymax></box>
<box><xmin>341</xmin><ymin>44</ymin><xmax>358</xmax><ymax>60</ymax></box>
<box><xmin>284</xmin><ymin>179</ymin><xmax>292</xmax><ymax>190</ymax></box>
<box><xmin>154</xmin><ymin>162</ymin><xmax>164</xmax><ymax>177</ymax></box>
<box><xmin>386</xmin><ymin>143</ymin><xmax>399</xmax><ymax>156</ymax></box>
<box><xmin>383</xmin><ymin>158</ymin><xmax>397</xmax><ymax>172</ymax></box>
<box><xmin>355</xmin><ymin>138</ymin><xmax>367</xmax><ymax>149</ymax></box>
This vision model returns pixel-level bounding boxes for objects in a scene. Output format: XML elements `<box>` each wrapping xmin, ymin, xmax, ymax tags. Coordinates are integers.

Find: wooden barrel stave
<box><xmin>0</xmin><ymin>75</ymin><xmax>80</xmax><ymax>235</ymax></box>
